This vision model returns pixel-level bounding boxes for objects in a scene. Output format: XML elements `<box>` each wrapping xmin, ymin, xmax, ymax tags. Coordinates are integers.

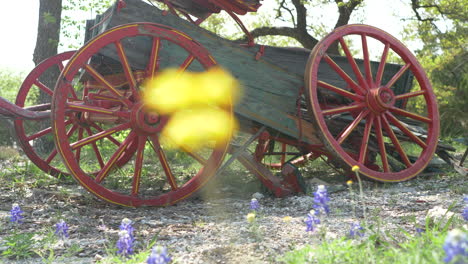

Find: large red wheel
<box><xmin>14</xmin><ymin>51</ymin><xmax>75</xmax><ymax>176</ymax></box>
<box><xmin>51</xmin><ymin>23</ymin><xmax>231</xmax><ymax>207</ymax></box>
<box><xmin>305</xmin><ymin>24</ymin><xmax>439</xmax><ymax>182</ymax></box>
<box><xmin>14</xmin><ymin>51</ymin><xmax>136</xmax><ymax>177</ymax></box>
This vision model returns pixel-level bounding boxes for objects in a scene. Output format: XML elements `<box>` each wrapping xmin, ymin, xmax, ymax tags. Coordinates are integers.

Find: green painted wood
<box><xmin>84</xmin><ymin>0</ymin><xmax>413</xmax><ymax>142</ymax></box>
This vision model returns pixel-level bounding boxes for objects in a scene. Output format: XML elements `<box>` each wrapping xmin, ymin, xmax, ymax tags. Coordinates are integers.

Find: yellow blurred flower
<box><xmin>143</xmin><ymin>67</ymin><xmax>240</xmax><ymax>114</ymax></box>
<box><xmin>161</xmin><ymin>108</ymin><xmax>238</xmax><ymax>149</ymax></box>
<box><xmin>282</xmin><ymin>216</ymin><xmax>292</xmax><ymax>223</ymax></box>
<box><xmin>143</xmin><ymin>67</ymin><xmax>241</xmax><ymax>150</ymax></box>
<box><xmin>246</xmin><ymin>213</ymin><xmax>256</xmax><ymax>223</ymax></box>
<box><xmin>346</xmin><ymin>180</ymin><xmax>353</xmax><ymax>186</ymax></box>
<box><xmin>351</xmin><ymin>165</ymin><xmax>360</xmax><ymax>172</ymax></box>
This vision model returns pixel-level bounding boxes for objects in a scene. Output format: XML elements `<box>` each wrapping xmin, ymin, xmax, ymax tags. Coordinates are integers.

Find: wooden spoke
<box><xmin>147</xmin><ymin>37</ymin><xmax>161</xmax><ymax>77</ymax></box>
<box><xmin>178</xmin><ymin>54</ymin><xmax>195</xmax><ymax>72</ymax></box>
<box><xmin>83</xmin><ymin>64</ymin><xmax>133</xmax><ymax>107</ymax></box>
<box><xmin>375</xmin><ymin>43</ymin><xmax>390</xmax><ymax>86</ymax></box>
<box><xmin>323</xmin><ymin>55</ymin><xmax>366</xmax><ymax>95</ymax></box>
<box><xmin>95</xmin><ymin>131</ymin><xmax>137</xmax><ymax>183</ymax></box>
<box><xmin>385</xmin><ymin>63</ymin><xmax>410</xmax><ymax>89</ymax></box>
<box><xmin>75</xmin><ymin>128</ymin><xmax>84</xmax><ymax>164</ymax></box>
<box><xmin>58</xmin><ymin>61</ymin><xmax>65</xmax><ymax>71</ymax></box>
<box><xmin>149</xmin><ymin>135</ymin><xmax>178</xmax><ymax>191</ymax></box>
<box><xmin>48</xmin><ymin>124</ymin><xmax>79</xmax><ymax>163</ymax></box>
<box><xmin>33</xmin><ymin>80</ymin><xmax>53</xmax><ymax>96</ymax></box>
<box><xmin>85</xmin><ymin>127</ymin><xmax>105</xmax><ymax>169</ymax></box>
<box><xmin>358</xmin><ymin>113</ymin><xmax>374</xmax><ymax>163</ymax></box>
<box><xmin>390</xmin><ymin>106</ymin><xmax>432</xmax><ymax>123</ymax></box>
<box><xmin>361</xmin><ymin>34</ymin><xmax>373</xmax><ymax>85</ymax></box>
<box><xmin>179</xmin><ymin>145</ymin><xmax>208</xmax><ymax>165</ymax></box>
<box><xmin>131</xmin><ymin>135</ymin><xmax>147</xmax><ymax>196</ymax></box>
<box><xmin>45</xmin><ymin>149</ymin><xmax>58</xmax><ymax>164</ymax></box>
<box><xmin>374</xmin><ymin>116</ymin><xmax>390</xmax><ymax>172</ymax></box>
<box><xmin>318</xmin><ymin>81</ymin><xmax>364</xmax><ymax>101</ymax></box>
<box><xmin>394</xmin><ymin>90</ymin><xmax>426</xmax><ymax>100</ymax></box>
<box><xmin>63</xmin><ymin>82</ymin><xmax>79</xmax><ymax>100</ymax></box>
<box><xmin>115</xmin><ymin>41</ymin><xmax>139</xmax><ymax>99</ymax></box>
<box><xmin>88</xmin><ymin>123</ymin><xmax>124</xmax><ymax>147</ymax></box>
<box><xmin>322</xmin><ymin>103</ymin><xmax>366</xmax><ymax>116</ymax></box>
<box><xmin>381</xmin><ymin>114</ymin><xmax>412</xmax><ymax>168</ymax></box>
<box><xmin>66</xmin><ymin>102</ymin><xmax>130</xmax><ymax>119</ymax></box>
<box><xmin>385</xmin><ymin>113</ymin><xmax>427</xmax><ymax>148</ymax></box>
<box><xmin>339</xmin><ymin>37</ymin><xmax>367</xmax><ymax>89</ymax></box>
<box><xmin>336</xmin><ymin>109</ymin><xmax>369</xmax><ymax>144</ymax></box>
<box><xmin>70</xmin><ymin>123</ymin><xmax>131</xmax><ymax>151</ymax></box>
<box><xmin>27</xmin><ymin>127</ymin><xmax>51</xmax><ymax>141</ymax></box>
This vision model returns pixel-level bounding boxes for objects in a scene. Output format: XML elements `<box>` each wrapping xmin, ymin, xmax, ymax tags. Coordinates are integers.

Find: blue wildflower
<box><xmin>116</xmin><ymin>230</ymin><xmax>134</xmax><ymax>257</ymax></box>
<box><xmin>416</xmin><ymin>227</ymin><xmax>425</xmax><ymax>235</ymax></box>
<box><xmin>120</xmin><ymin>218</ymin><xmax>135</xmax><ymax>241</ymax></box>
<box><xmin>443</xmin><ymin>229</ymin><xmax>468</xmax><ymax>264</ymax></box>
<box><xmin>305</xmin><ymin>210</ymin><xmax>320</xmax><ymax>232</ymax></box>
<box><xmin>313</xmin><ymin>185</ymin><xmax>330</xmax><ymax>214</ymax></box>
<box><xmin>55</xmin><ymin>220</ymin><xmax>69</xmax><ymax>239</ymax></box>
<box><xmin>462</xmin><ymin>207</ymin><xmax>468</xmax><ymax>221</ymax></box>
<box><xmin>10</xmin><ymin>203</ymin><xmax>24</xmax><ymax>224</ymax></box>
<box><xmin>250</xmin><ymin>198</ymin><xmax>260</xmax><ymax>211</ymax></box>
<box><xmin>147</xmin><ymin>246</ymin><xmax>172</xmax><ymax>264</ymax></box>
<box><xmin>349</xmin><ymin>222</ymin><xmax>364</xmax><ymax>238</ymax></box>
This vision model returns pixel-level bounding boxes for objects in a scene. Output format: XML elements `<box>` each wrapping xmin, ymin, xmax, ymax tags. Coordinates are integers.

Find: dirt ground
<box><xmin>0</xmin><ymin>154</ymin><xmax>466</xmax><ymax>264</ymax></box>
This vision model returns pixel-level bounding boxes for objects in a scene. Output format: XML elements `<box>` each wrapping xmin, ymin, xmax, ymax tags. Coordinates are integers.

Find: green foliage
<box><xmin>280</xmin><ymin>210</ymin><xmax>463</xmax><ymax>264</ymax></box>
<box><xmin>0</xmin><ymin>69</ymin><xmax>23</xmax><ymax>102</ymax></box>
<box><xmin>1</xmin><ymin>231</ymin><xmax>36</xmax><ymax>259</ymax></box>
<box><xmin>0</xmin><ymin>69</ymin><xmax>24</xmax><ymax>146</ymax></box>
<box><xmin>403</xmin><ymin>0</ymin><xmax>468</xmax><ymax>137</ymax></box>
<box><xmin>61</xmin><ymin>0</ymin><xmax>114</xmax><ymax>48</ymax></box>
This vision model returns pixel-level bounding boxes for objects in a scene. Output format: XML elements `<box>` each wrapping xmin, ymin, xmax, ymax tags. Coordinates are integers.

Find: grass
<box><xmin>280</xmin><ymin>204</ymin><xmax>465</xmax><ymax>264</ymax></box>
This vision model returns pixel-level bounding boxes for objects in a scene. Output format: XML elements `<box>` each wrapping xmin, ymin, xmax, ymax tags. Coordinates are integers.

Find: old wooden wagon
<box><xmin>0</xmin><ymin>0</ymin><xmax>448</xmax><ymax>207</ymax></box>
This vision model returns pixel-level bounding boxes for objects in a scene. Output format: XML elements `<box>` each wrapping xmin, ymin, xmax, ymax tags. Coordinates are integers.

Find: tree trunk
<box><xmin>34</xmin><ymin>0</ymin><xmax>62</xmax><ymax>65</ymax></box>
<box><xmin>33</xmin><ymin>0</ymin><xmax>62</xmax><ymax>155</ymax></box>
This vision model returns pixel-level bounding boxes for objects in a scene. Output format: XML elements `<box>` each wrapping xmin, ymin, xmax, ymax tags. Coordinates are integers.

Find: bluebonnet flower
<box><xmin>250</xmin><ymin>198</ymin><xmax>260</xmax><ymax>211</ymax></box>
<box><xmin>462</xmin><ymin>207</ymin><xmax>468</xmax><ymax>221</ymax></box>
<box><xmin>416</xmin><ymin>227</ymin><xmax>425</xmax><ymax>235</ymax></box>
<box><xmin>55</xmin><ymin>220</ymin><xmax>69</xmax><ymax>239</ymax></box>
<box><xmin>147</xmin><ymin>246</ymin><xmax>172</xmax><ymax>264</ymax></box>
<box><xmin>313</xmin><ymin>185</ymin><xmax>330</xmax><ymax>214</ymax></box>
<box><xmin>349</xmin><ymin>222</ymin><xmax>364</xmax><ymax>238</ymax></box>
<box><xmin>305</xmin><ymin>210</ymin><xmax>320</xmax><ymax>232</ymax></box>
<box><xmin>443</xmin><ymin>229</ymin><xmax>468</xmax><ymax>264</ymax></box>
<box><xmin>120</xmin><ymin>218</ymin><xmax>135</xmax><ymax>241</ymax></box>
<box><xmin>10</xmin><ymin>203</ymin><xmax>24</xmax><ymax>224</ymax></box>
<box><xmin>116</xmin><ymin>230</ymin><xmax>134</xmax><ymax>257</ymax></box>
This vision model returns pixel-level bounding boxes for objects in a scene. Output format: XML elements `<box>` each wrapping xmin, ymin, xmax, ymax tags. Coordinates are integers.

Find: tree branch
<box><xmin>334</xmin><ymin>0</ymin><xmax>363</xmax><ymax>28</ymax></box>
<box><xmin>236</xmin><ymin>26</ymin><xmax>319</xmax><ymax>49</ymax></box>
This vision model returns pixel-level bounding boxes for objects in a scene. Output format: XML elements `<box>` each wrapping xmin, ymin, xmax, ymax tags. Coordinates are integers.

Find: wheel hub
<box><xmin>131</xmin><ymin>103</ymin><xmax>168</xmax><ymax>135</ymax></box>
<box><xmin>366</xmin><ymin>87</ymin><xmax>395</xmax><ymax>114</ymax></box>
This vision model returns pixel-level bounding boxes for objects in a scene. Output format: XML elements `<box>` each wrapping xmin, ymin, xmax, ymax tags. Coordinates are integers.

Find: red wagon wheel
<box><xmin>14</xmin><ymin>51</ymin><xmax>75</xmax><ymax>176</ymax></box>
<box><xmin>51</xmin><ymin>23</ymin><xmax>231</xmax><ymax>207</ymax></box>
<box><xmin>14</xmin><ymin>51</ymin><xmax>136</xmax><ymax>177</ymax></box>
<box><xmin>305</xmin><ymin>24</ymin><xmax>439</xmax><ymax>182</ymax></box>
